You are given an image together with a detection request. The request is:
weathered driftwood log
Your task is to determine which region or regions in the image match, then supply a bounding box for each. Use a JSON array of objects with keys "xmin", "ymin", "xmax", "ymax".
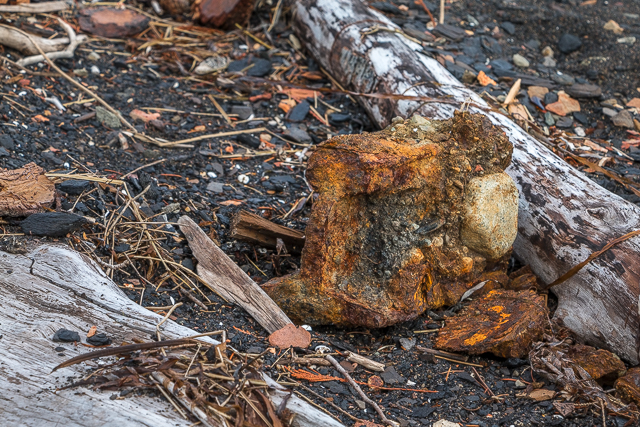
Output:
[
  {"xmin": 291, "ymin": 0, "xmax": 640, "ymax": 363},
  {"xmin": 0, "ymin": 244, "xmax": 342, "ymax": 427},
  {"xmin": 230, "ymin": 209, "xmax": 306, "ymax": 254}
]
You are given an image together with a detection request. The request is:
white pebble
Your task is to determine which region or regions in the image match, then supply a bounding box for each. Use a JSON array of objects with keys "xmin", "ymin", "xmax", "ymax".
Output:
[
  {"xmin": 314, "ymin": 345, "xmax": 331, "ymax": 353},
  {"xmin": 301, "ymin": 325, "xmax": 312, "ymax": 331},
  {"xmin": 207, "ymin": 171, "xmax": 217, "ymax": 179},
  {"xmin": 90, "ymin": 65, "xmax": 100, "ymax": 74},
  {"xmin": 237, "ymin": 174, "xmax": 249, "ymax": 184}
]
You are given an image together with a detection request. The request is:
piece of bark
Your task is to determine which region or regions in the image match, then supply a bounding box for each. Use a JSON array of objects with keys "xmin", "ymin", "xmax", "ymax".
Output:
[
  {"xmin": 290, "ymin": 0, "xmax": 640, "ymax": 364},
  {"xmin": 0, "ymin": 244, "xmax": 345, "ymax": 427},
  {"xmin": 615, "ymin": 367, "xmax": 640, "ymax": 405},
  {"xmin": 231, "ymin": 209, "xmax": 306, "ymax": 254},
  {"xmin": 193, "ymin": 0, "xmax": 253, "ymax": 29},
  {"xmin": 0, "ymin": 162, "xmax": 55, "ymax": 217},
  {"xmin": 21, "ymin": 212, "xmax": 87, "ymax": 237},
  {"xmin": 78, "ymin": 8, "xmax": 150, "ymax": 38},
  {"xmin": 434, "ymin": 289, "xmax": 547, "ymax": 358},
  {"xmin": 178, "ymin": 215, "xmax": 293, "ymax": 333}
]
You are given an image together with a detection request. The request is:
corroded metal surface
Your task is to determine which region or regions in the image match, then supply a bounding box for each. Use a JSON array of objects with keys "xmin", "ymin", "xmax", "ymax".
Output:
[{"xmin": 263, "ymin": 112, "xmax": 517, "ymax": 327}]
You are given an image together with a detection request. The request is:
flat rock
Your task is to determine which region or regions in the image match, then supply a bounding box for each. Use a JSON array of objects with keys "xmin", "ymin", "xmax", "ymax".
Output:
[
  {"xmin": 512, "ymin": 54, "xmax": 529, "ymax": 68},
  {"xmin": 612, "ymin": 110, "xmax": 634, "ymax": 128},
  {"xmin": 0, "ymin": 162, "xmax": 55, "ymax": 217},
  {"xmin": 263, "ymin": 112, "xmax": 514, "ymax": 327},
  {"xmin": 432, "ymin": 24, "xmax": 466, "ymax": 41},
  {"xmin": 268, "ymin": 324, "xmax": 311, "ymax": 349},
  {"xmin": 546, "ymin": 91, "xmax": 580, "ymax": 116},
  {"xmin": 434, "ymin": 289, "xmax": 547, "ymax": 358},
  {"xmin": 57, "ymin": 180, "xmax": 92, "ymax": 195},
  {"xmin": 79, "ymin": 8, "xmax": 149, "ymax": 38},
  {"xmin": 21, "ymin": 212, "xmax": 88, "ymax": 237},
  {"xmin": 565, "ymin": 83, "xmax": 602, "ymax": 99},
  {"xmin": 527, "ymin": 86, "xmax": 549, "ymax": 100},
  {"xmin": 615, "ymin": 367, "xmax": 640, "ymax": 405},
  {"xmin": 96, "ymin": 106, "xmax": 121, "ymax": 129},
  {"xmin": 558, "ymin": 33, "xmax": 582, "ymax": 54},
  {"xmin": 194, "ymin": 0, "xmax": 253, "ymax": 29}
]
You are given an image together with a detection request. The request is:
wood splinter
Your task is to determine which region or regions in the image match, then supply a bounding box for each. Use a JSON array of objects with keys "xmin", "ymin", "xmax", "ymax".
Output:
[{"xmin": 230, "ymin": 209, "xmax": 305, "ymax": 254}]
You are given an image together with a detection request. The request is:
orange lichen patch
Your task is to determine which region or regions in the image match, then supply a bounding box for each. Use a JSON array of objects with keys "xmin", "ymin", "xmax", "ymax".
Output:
[
  {"xmin": 615, "ymin": 367, "xmax": 640, "ymax": 405},
  {"xmin": 0, "ymin": 162, "xmax": 55, "ymax": 217},
  {"xmin": 263, "ymin": 112, "xmax": 514, "ymax": 328},
  {"xmin": 434, "ymin": 289, "xmax": 547, "ymax": 358}
]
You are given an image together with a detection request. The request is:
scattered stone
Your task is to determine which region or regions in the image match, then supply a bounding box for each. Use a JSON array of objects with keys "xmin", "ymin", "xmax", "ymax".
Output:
[
  {"xmin": 612, "ymin": 110, "xmax": 635, "ymax": 128},
  {"xmin": 283, "ymin": 125, "xmax": 312, "ymax": 143},
  {"xmin": 53, "ymin": 328, "xmax": 81, "ymax": 342},
  {"xmin": 86, "ymin": 333, "xmax": 112, "ymax": 346},
  {"xmin": 512, "ymin": 54, "xmax": 529, "ymax": 68},
  {"xmin": 0, "ymin": 163, "xmax": 55, "ymax": 217},
  {"xmin": 615, "ymin": 367, "xmax": 640, "ymax": 405},
  {"xmin": 573, "ymin": 111, "xmax": 590, "ymax": 125},
  {"xmin": 544, "ymin": 92, "xmax": 558, "ymax": 105},
  {"xmin": 21, "ymin": 212, "xmax": 88, "ymax": 237},
  {"xmin": 267, "ymin": 324, "xmax": 311, "ymax": 349},
  {"xmin": 78, "ymin": 8, "xmax": 149, "ymax": 38},
  {"xmin": 546, "ymin": 91, "xmax": 580, "ymax": 116},
  {"xmin": 87, "ymin": 51, "xmax": 100, "ymax": 61},
  {"xmin": 263, "ymin": 112, "xmax": 514, "ymax": 327},
  {"xmin": 288, "ymin": 100, "xmax": 310, "ymax": 122},
  {"xmin": 627, "ymin": 98, "xmax": 640, "ymax": 109},
  {"xmin": 541, "ymin": 46, "xmax": 554, "ymax": 58},
  {"xmin": 0, "ymin": 134, "xmax": 14, "ymax": 150},
  {"xmin": 380, "ymin": 366, "xmax": 405, "ymax": 385},
  {"xmin": 558, "ymin": 33, "xmax": 582, "ymax": 54},
  {"xmin": 574, "ymin": 127, "xmax": 586, "ymax": 137},
  {"xmin": 501, "ymin": 21, "xmax": 516, "ymax": 35},
  {"xmin": 194, "ymin": 55, "xmax": 229, "ymax": 75},
  {"xmin": 551, "ymin": 73, "xmax": 575, "ymax": 86},
  {"xmin": 399, "ymin": 338, "xmax": 416, "ymax": 351},
  {"xmin": 96, "ymin": 106, "xmax": 122, "ymax": 129},
  {"xmin": 58, "ymin": 180, "xmax": 92, "ymax": 195},
  {"xmin": 246, "ymin": 58, "xmax": 272, "ymax": 77},
  {"xmin": 432, "ymin": 24, "xmax": 467, "ymax": 41},
  {"xmin": 542, "ymin": 56, "xmax": 557, "ymax": 68},
  {"xmin": 556, "ymin": 116, "xmax": 573, "ymax": 128},
  {"xmin": 206, "ymin": 182, "xmax": 225, "ymax": 193},
  {"xmin": 371, "ymin": 1, "xmax": 402, "ymax": 14},
  {"xmin": 618, "ymin": 36, "xmax": 636, "ymax": 45},
  {"xmin": 230, "ymin": 104, "xmax": 253, "ymax": 120},
  {"xmin": 434, "ymin": 289, "xmax": 548, "ymax": 358},
  {"xmin": 544, "ymin": 112, "xmax": 555, "ymax": 126},
  {"xmin": 433, "ymin": 419, "xmax": 461, "ymax": 427},
  {"xmin": 0, "ymin": 147, "xmax": 9, "ymax": 157},
  {"xmin": 460, "ymin": 172, "xmax": 519, "ymax": 260},
  {"xmin": 527, "ymin": 86, "xmax": 549, "ymax": 100},
  {"xmin": 461, "ymin": 69, "xmax": 477, "ymax": 84},
  {"xmin": 565, "ymin": 83, "xmax": 602, "ymax": 98},
  {"xmin": 73, "ymin": 68, "xmax": 88, "ymax": 77},
  {"xmin": 602, "ymin": 107, "xmax": 618, "ymax": 117},
  {"xmin": 603, "ymin": 20, "xmax": 624, "ymax": 35},
  {"xmin": 236, "ymin": 133, "xmax": 261, "ymax": 149},
  {"xmin": 193, "ymin": 0, "xmax": 253, "ymax": 29}
]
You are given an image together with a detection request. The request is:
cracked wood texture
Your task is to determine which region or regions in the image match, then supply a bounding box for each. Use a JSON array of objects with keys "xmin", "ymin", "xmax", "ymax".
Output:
[
  {"xmin": 291, "ymin": 0, "xmax": 640, "ymax": 363},
  {"xmin": 178, "ymin": 215, "xmax": 293, "ymax": 333},
  {"xmin": 0, "ymin": 244, "xmax": 342, "ymax": 427}
]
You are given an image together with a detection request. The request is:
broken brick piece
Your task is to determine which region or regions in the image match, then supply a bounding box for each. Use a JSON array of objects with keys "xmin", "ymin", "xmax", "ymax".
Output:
[
  {"xmin": 263, "ymin": 112, "xmax": 516, "ymax": 328},
  {"xmin": 433, "ymin": 289, "xmax": 547, "ymax": 358},
  {"xmin": 268, "ymin": 324, "xmax": 311, "ymax": 349},
  {"xmin": 193, "ymin": 0, "xmax": 253, "ymax": 30},
  {"xmin": 0, "ymin": 162, "xmax": 55, "ymax": 217},
  {"xmin": 615, "ymin": 367, "xmax": 640, "ymax": 405},
  {"xmin": 79, "ymin": 8, "xmax": 150, "ymax": 38}
]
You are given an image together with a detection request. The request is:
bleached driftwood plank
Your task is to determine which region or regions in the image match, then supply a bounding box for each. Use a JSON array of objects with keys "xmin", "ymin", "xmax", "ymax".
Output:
[
  {"xmin": 291, "ymin": 0, "xmax": 640, "ymax": 363},
  {"xmin": 0, "ymin": 244, "xmax": 343, "ymax": 427}
]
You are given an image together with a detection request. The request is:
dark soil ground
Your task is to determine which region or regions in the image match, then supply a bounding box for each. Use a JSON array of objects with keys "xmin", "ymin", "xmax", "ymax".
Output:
[{"xmin": 1, "ymin": 0, "xmax": 639, "ymax": 426}]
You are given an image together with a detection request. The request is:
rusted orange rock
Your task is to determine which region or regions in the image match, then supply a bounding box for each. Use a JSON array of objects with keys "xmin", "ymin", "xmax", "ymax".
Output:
[
  {"xmin": 565, "ymin": 344, "xmax": 626, "ymax": 383},
  {"xmin": 0, "ymin": 162, "xmax": 55, "ymax": 217},
  {"xmin": 615, "ymin": 367, "xmax": 640, "ymax": 405},
  {"xmin": 79, "ymin": 8, "xmax": 149, "ymax": 38},
  {"xmin": 263, "ymin": 112, "xmax": 516, "ymax": 328},
  {"xmin": 268, "ymin": 324, "xmax": 311, "ymax": 349},
  {"xmin": 433, "ymin": 289, "xmax": 547, "ymax": 358},
  {"xmin": 193, "ymin": 0, "xmax": 253, "ymax": 29}
]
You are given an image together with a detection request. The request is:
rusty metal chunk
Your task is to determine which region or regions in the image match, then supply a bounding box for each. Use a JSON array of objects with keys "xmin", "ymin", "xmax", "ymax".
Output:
[
  {"xmin": 263, "ymin": 112, "xmax": 516, "ymax": 328},
  {"xmin": 434, "ymin": 289, "xmax": 547, "ymax": 358},
  {"xmin": 615, "ymin": 367, "xmax": 640, "ymax": 405},
  {"xmin": 0, "ymin": 162, "xmax": 55, "ymax": 217}
]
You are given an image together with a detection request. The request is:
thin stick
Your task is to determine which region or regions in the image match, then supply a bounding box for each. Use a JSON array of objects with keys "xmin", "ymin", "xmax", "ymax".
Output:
[
  {"xmin": 208, "ymin": 95, "xmax": 233, "ymax": 127},
  {"xmin": 297, "ymin": 383, "xmax": 361, "ymax": 422},
  {"xmin": 434, "ymin": 356, "xmax": 484, "ymax": 367},
  {"xmin": 156, "ymin": 302, "xmax": 183, "ymax": 340},
  {"xmin": 325, "ymin": 355, "xmax": 398, "ymax": 427},
  {"xmin": 121, "ymin": 158, "xmax": 166, "ymax": 179},
  {"xmin": 439, "ymin": 0, "xmax": 445, "ymax": 24},
  {"xmin": 155, "ymin": 383, "xmax": 188, "ymax": 419}
]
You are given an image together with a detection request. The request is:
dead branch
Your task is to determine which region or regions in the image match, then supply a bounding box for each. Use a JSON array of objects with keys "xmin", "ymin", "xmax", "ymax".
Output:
[
  {"xmin": 12, "ymin": 19, "xmax": 87, "ymax": 67},
  {"xmin": 0, "ymin": 0, "xmax": 72, "ymax": 13},
  {"xmin": 230, "ymin": 210, "xmax": 306, "ymax": 254}
]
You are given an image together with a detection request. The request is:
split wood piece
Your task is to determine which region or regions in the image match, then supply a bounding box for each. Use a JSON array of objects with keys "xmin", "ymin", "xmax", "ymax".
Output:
[
  {"xmin": 178, "ymin": 215, "xmax": 293, "ymax": 333},
  {"xmin": 291, "ymin": 0, "xmax": 640, "ymax": 364},
  {"xmin": 0, "ymin": 25, "xmax": 77, "ymax": 55},
  {"xmin": 345, "ymin": 351, "xmax": 385, "ymax": 372},
  {"xmin": 0, "ymin": 244, "xmax": 345, "ymax": 427},
  {"xmin": 0, "ymin": 162, "xmax": 55, "ymax": 217},
  {"xmin": 0, "ymin": 0, "xmax": 72, "ymax": 13},
  {"xmin": 230, "ymin": 209, "xmax": 306, "ymax": 254}
]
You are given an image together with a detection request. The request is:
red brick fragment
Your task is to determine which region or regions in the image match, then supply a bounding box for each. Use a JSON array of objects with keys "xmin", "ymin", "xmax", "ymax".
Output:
[
  {"xmin": 79, "ymin": 8, "xmax": 150, "ymax": 38},
  {"xmin": 268, "ymin": 324, "xmax": 311, "ymax": 349}
]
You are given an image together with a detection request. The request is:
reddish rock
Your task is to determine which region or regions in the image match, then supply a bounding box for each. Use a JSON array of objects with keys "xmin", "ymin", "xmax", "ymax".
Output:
[
  {"xmin": 263, "ymin": 112, "xmax": 515, "ymax": 328},
  {"xmin": 434, "ymin": 289, "xmax": 547, "ymax": 358},
  {"xmin": 268, "ymin": 324, "xmax": 311, "ymax": 349},
  {"xmin": 193, "ymin": 0, "xmax": 253, "ymax": 30},
  {"xmin": 79, "ymin": 8, "xmax": 150, "ymax": 38},
  {"xmin": 546, "ymin": 91, "xmax": 580, "ymax": 117},
  {"xmin": 565, "ymin": 344, "xmax": 625, "ymax": 383},
  {"xmin": 0, "ymin": 162, "xmax": 55, "ymax": 217},
  {"xmin": 615, "ymin": 367, "xmax": 640, "ymax": 405}
]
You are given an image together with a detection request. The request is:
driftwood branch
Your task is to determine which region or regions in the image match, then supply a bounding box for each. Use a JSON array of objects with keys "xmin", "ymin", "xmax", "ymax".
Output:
[
  {"xmin": 231, "ymin": 209, "xmax": 306, "ymax": 254},
  {"xmin": 291, "ymin": 0, "xmax": 640, "ymax": 363},
  {"xmin": 0, "ymin": 0, "xmax": 72, "ymax": 13},
  {"xmin": 178, "ymin": 215, "xmax": 293, "ymax": 333},
  {"xmin": 0, "ymin": 244, "xmax": 344, "ymax": 427},
  {"xmin": 0, "ymin": 26, "xmax": 74, "ymax": 55}
]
